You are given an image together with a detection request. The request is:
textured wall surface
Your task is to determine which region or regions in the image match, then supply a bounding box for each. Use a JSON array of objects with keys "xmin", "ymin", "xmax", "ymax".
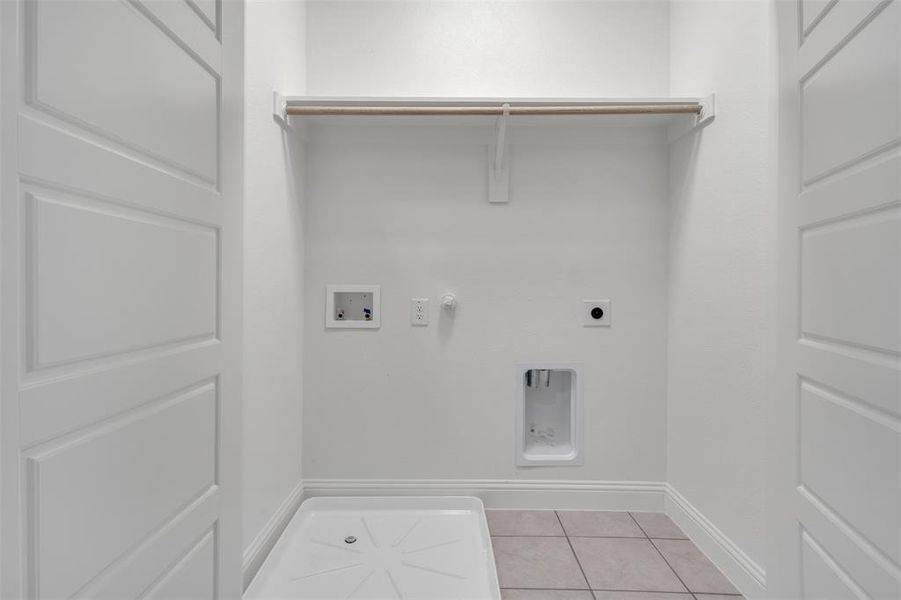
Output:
[
  {"xmin": 303, "ymin": 129, "xmax": 670, "ymax": 481},
  {"xmin": 305, "ymin": 0, "xmax": 670, "ymax": 97},
  {"xmin": 243, "ymin": 0, "xmax": 307, "ymax": 555},
  {"xmin": 667, "ymin": 0, "xmax": 774, "ymax": 569}
]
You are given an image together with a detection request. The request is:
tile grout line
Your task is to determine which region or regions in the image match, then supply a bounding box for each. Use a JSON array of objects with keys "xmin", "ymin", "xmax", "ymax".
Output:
[
  {"xmin": 555, "ymin": 510, "xmax": 597, "ymax": 600},
  {"xmin": 628, "ymin": 511, "xmax": 697, "ymax": 599},
  {"xmin": 625, "ymin": 511, "xmax": 650, "ymax": 539},
  {"xmin": 497, "ymin": 586, "xmax": 725, "ymax": 594},
  {"xmin": 495, "ymin": 588, "xmax": 595, "ymax": 593},
  {"xmin": 490, "ymin": 534, "xmax": 689, "ymax": 539}
]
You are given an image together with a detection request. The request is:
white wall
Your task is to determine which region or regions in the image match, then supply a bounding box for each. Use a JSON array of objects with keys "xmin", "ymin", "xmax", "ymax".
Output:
[
  {"xmin": 303, "ymin": 127, "xmax": 670, "ymax": 482},
  {"xmin": 243, "ymin": 0, "xmax": 306, "ymax": 558},
  {"xmin": 667, "ymin": 0, "xmax": 774, "ymax": 572},
  {"xmin": 301, "ymin": 1, "xmax": 674, "ymax": 484},
  {"xmin": 305, "ymin": 0, "xmax": 670, "ymax": 97}
]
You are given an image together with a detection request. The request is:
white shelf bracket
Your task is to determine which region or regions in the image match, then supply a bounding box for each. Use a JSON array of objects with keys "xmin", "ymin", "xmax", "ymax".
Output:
[
  {"xmin": 273, "ymin": 90, "xmax": 288, "ymax": 126},
  {"xmin": 488, "ymin": 103, "xmax": 510, "ymax": 204},
  {"xmin": 667, "ymin": 92, "xmax": 716, "ymax": 143},
  {"xmin": 697, "ymin": 92, "xmax": 716, "ymax": 128}
]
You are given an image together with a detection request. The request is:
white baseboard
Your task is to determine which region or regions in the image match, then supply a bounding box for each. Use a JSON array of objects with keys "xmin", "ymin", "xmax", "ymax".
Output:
[
  {"xmin": 665, "ymin": 484, "xmax": 766, "ymax": 599},
  {"xmin": 301, "ymin": 478, "xmax": 666, "ymax": 511},
  {"xmin": 241, "ymin": 481, "xmax": 304, "ymax": 591}
]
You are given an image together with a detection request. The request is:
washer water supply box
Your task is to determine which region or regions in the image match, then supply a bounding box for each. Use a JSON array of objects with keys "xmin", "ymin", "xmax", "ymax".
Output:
[
  {"xmin": 325, "ymin": 285, "xmax": 381, "ymax": 329},
  {"xmin": 515, "ymin": 363, "xmax": 584, "ymax": 466},
  {"xmin": 245, "ymin": 496, "xmax": 501, "ymax": 599}
]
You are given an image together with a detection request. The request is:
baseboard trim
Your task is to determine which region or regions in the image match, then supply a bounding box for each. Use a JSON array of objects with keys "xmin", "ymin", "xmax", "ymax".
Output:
[
  {"xmin": 301, "ymin": 478, "xmax": 666, "ymax": 511},
  {"xmin": 241, "ymin": 480, "xmax": 304, "ymax": 591},
  {"xmin": 665, "ymin": 484, "xmax": 766, "ymax": 599}
]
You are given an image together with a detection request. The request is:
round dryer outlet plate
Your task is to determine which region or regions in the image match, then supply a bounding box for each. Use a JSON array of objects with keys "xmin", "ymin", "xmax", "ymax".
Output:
[{"xmin": 583, "ymin": 299, "xmax": 611, "ymax": 327}]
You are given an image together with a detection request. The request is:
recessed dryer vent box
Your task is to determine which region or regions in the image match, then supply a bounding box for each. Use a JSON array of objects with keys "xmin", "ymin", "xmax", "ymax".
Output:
[
  {"xmin": 325, "ymin": 285, "xmax": 380, "ymax": 329},
  {"xmin": 515, "ymin": 363, "xmax": 583, "ymax": 467}
]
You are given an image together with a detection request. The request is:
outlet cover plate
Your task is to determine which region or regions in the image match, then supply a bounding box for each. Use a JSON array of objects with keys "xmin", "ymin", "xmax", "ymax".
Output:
[
  {"xmin": 410, "ymin": 298, "xmax": 429, "ymax": 326},
  {"xmin": 583, "ymin": 299, "xmax": 611, "ymax": 327}
]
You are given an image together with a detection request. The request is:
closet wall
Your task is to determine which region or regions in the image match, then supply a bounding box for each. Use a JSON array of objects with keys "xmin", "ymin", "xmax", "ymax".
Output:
[
  {"xmin": 242, "ymin": 0, "xmax": 307, "ymax": 570},
  {"xmin": 305, "ymin": 0, "xmax": 671, "ymax": 97},
  {"xmin": 303, "ymin": 133, "xmax": 671, "ymax": 483},
  {"xmin": 301, "ymin": 1, "xmax": 672, "ymax": 485},
  {"xmin": 667, "ymin": 0, "xmax": 774, "ymax": 578}
]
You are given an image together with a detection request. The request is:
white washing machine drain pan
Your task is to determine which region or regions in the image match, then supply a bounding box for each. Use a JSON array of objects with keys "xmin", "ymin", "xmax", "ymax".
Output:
[{"xmin": 245, "ymin": 496, "xmax": 500, "ymax": 599}]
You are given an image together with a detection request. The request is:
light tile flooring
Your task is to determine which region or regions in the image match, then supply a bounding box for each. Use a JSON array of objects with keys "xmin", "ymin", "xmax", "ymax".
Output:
[{"xmin": 487, "ymin": 510, "xmax": 743, "ymax": 600}]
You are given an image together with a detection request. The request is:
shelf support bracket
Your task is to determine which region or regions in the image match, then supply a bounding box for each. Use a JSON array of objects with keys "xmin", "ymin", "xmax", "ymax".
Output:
[
  {"xmin": 488, "ymin": 103, "xmax": 510, "ymax": 204},
  {"xmin": 667, "ymin": 92, "xmax": 716, "ymax": 143},
  {"xmin": 697, "ymin": 92, "xmax": 716, "ymax": 128},
  {"xmin": 273, "ymin": 90, "xmax": 288, "ymax": 126}
]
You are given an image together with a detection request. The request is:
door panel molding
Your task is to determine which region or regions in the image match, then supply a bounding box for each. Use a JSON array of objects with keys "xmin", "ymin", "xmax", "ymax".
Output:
[
  {"xmin": 23, "ymin": 0, "xmax": 221, "ymax": 185},
  {"xmin": 799, "ymin": 487, "xmax": 901, "ymax": 598},
  {"xmin": 82, "ymin": 491, "xmax": 219, "ymax": 600},
  {"xmin": 799, "ymin": 154, "xmax": 900, "ymax": 226},
  {"xmin": 23, "ymin": 383, "xmax": 217, "ymax": 598},
  {"xmin": 18, "ymin": 116, "xmax": 221, "ymax": 224}
]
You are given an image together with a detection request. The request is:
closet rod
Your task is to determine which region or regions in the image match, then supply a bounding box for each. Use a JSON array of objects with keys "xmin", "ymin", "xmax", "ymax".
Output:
[{"xmin": 285, "ymin": 103, "xmax": 702, "ymax": 116}]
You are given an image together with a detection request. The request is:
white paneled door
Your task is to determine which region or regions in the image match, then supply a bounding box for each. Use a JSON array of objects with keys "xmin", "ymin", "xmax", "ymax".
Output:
[
  {"xmin": 0, "ymin": 1, "xmax": 243, "ymax": 598},
  {"xmin": 773, "ymin": 1, "xmax": 900, "ymax": 598}
]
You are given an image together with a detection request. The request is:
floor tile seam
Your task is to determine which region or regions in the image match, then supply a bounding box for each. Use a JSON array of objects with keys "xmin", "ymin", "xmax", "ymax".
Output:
[
  {"xmin": 647, "ymin": 537, "xmax": 695, "ymax": 595},
  {"xmin": 500, "ymin": 585, "xmax": 707, "ymax": 594},
  {"xmin": 554, "ymin": 510, "xmax": 596, "ymax": 600},
  {"xmin": 627, "ymin": 512, "xmax": 695, "ymax": 595},
  {"xmin": 493, "ymin": 534, "xmax": 685, "ymax": 539}
]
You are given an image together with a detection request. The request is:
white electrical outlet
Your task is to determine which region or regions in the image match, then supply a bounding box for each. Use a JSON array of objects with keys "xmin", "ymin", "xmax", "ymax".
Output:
[
  {"xmin": 583, "ymin": 299, "xmax": 611, "ymax": 327},
  {"xmin": 410, "ymin": 298, "xmax": 429, "ymax": 326}
]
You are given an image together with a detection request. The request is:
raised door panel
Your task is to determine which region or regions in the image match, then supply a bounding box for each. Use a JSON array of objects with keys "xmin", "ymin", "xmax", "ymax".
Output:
[
  {"xmin": 801, "ymin": 531, "xmax": 868, "ymax": 599},
  {"xmin": 29, "ymin": 0, "xmax": 219, "ymax": 183},
  {"xmin": 800, "ymin": 205, "xmax": 900, "ymax": 354},
  {"xmin": 142, "ymin": 530, "xmax": 217, "ymax": 600},
  {"xmin": 799, "ymin": 381, "xmax": 900, "ymax": 565},
  {"xmin": 77, "ymin": 495, "xmax": 220, "ymax": 600},
  {"xmin": 801, "ymin": 1, "xmax": 900, "ymax": 182},
  {"xmin": 26, "ymin": 383, "xmax": 217, "ymax": 598},
  {"xmin": 27, "ymin": 188, "xmax": 218, "ymax": 370}
]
